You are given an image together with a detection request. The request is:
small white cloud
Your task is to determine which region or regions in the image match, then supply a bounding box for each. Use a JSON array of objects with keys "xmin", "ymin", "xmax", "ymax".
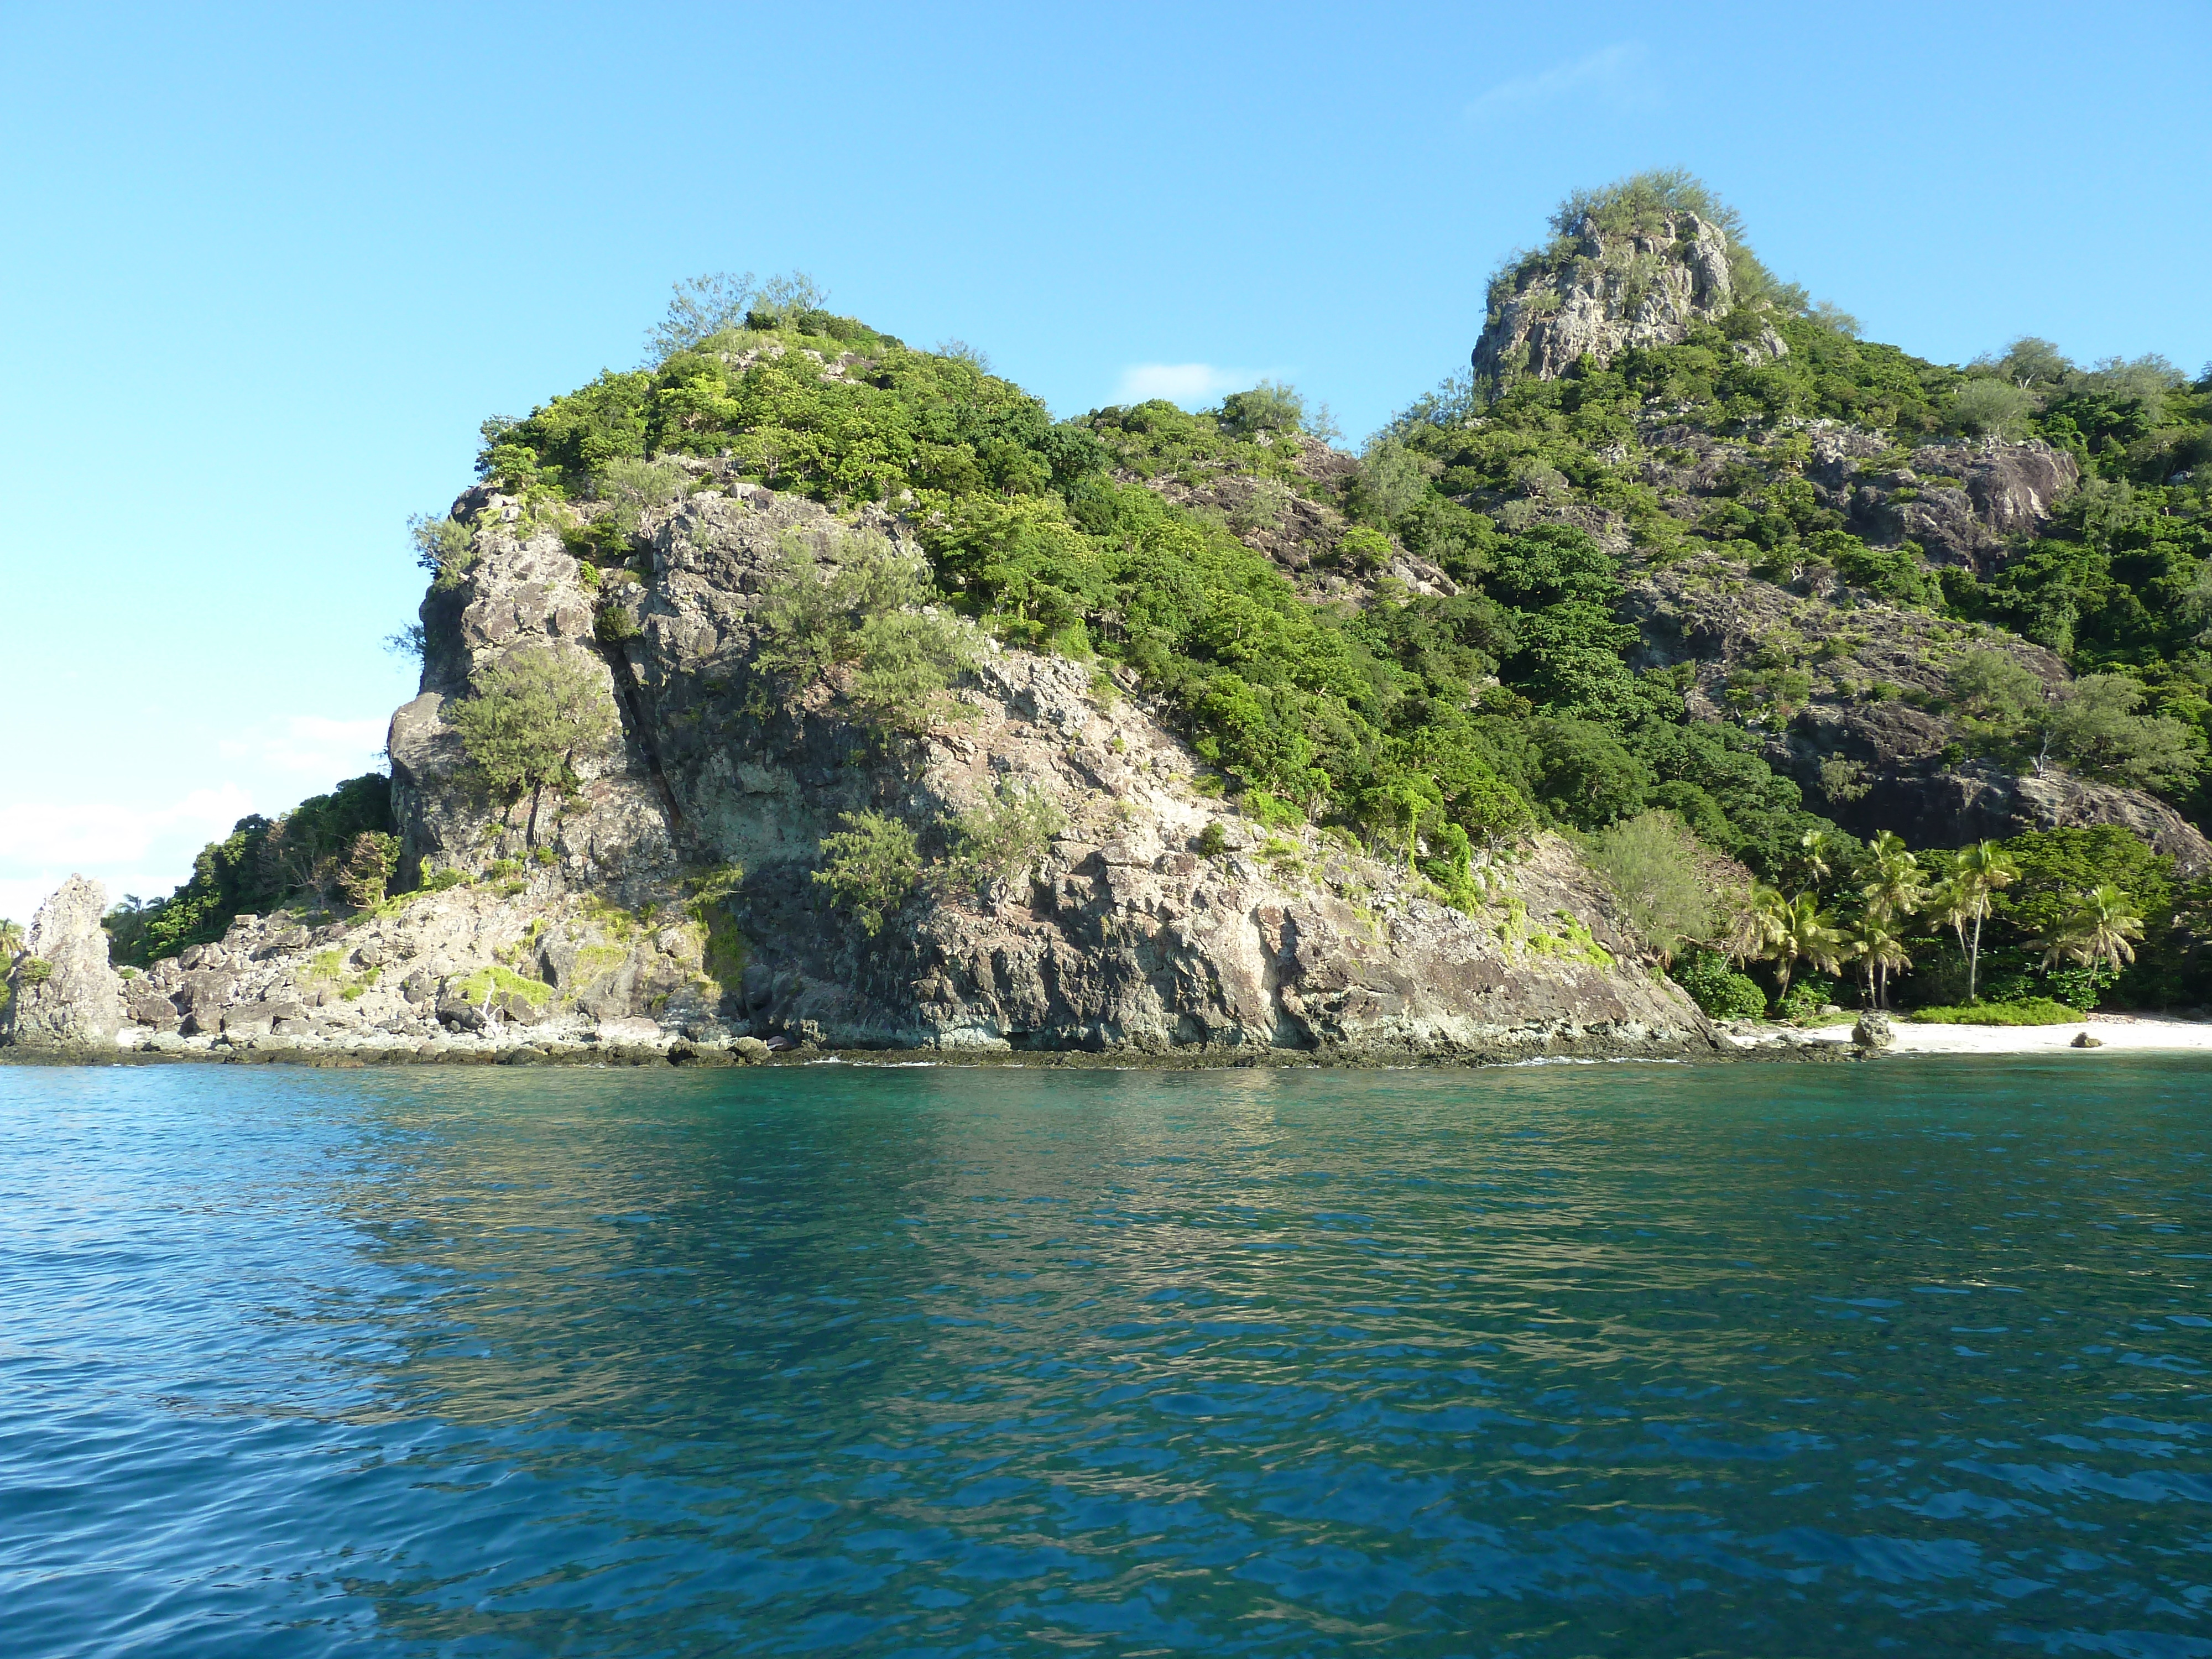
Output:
[
  {"xmin": 0, "ymin": 786, "xmax": 254, "ymax": 868},
  {"xmin": 1114, "ymin": 363, "xmax": 1264, "ymax": 406},
  {"xmin": 1467, "ymin": 42, "xmax": 1650, "ymax": 121},
  {"xmin": 215, "ymin": 714, "xmax": 390, "ymax": 777}
]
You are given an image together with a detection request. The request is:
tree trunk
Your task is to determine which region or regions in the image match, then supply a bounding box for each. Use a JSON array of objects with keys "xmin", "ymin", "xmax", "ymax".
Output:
[{"xmin": 1968, "ymin": 911, "xmax": 1985, "ymax": 1002}]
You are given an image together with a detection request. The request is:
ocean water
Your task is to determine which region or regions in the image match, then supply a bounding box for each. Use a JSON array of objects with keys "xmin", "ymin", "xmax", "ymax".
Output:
[{"xmin": 3, "ymin": 1057, "xmax": 2211, "ymax": 1658}]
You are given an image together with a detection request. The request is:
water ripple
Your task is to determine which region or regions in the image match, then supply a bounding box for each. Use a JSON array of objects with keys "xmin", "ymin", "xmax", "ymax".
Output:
[{"xmin": 3, "ymin": 1056, "xmax": 2210, "ymax": 1655}]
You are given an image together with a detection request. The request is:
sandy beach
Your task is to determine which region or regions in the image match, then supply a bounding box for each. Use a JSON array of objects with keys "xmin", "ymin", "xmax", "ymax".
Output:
[{"xmin": 1803, "ymin": 1013, "xmax": 2212, "ymax": 1057}]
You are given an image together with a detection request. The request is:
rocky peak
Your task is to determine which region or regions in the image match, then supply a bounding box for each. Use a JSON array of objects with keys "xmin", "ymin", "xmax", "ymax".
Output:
[
  {"xmin": 1, "ymin": 874, "xmax": 126, "ymax": 1050},
  {"xmin": 1473, "ymin": 210, "xmax": 1783, "ymax": 393}
]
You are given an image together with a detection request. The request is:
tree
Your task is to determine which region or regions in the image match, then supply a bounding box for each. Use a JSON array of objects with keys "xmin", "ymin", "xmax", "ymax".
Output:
[
  {"xmin": 1949, "ymin": 650, "xmax": 2044, "ymax": 740},
  {"xmin": 1352, "ymin": 436, "xmax": 1442, "ymax": 525},
  {"xmin": 1844, "ymin": 911, "xmax": 1913, "ymax": 1009},
  {"xmin": 2039, "ymin": 675, "xmax": 2203, "ymax": 792},
  {"xmin": 1767, "ymin": 893, "xmax": 1844, "ymax": 1000},
  {"xmin": 1724, "ymin": 883, "xmax": 1790, "ymax": 969},
  {"xmin": 2038, "ymin": 884, "xmax": 2146, "ymax": 975},
  {"xmin": 1944, "ymin": 839, "xmax": 2018, "ymax": 1001},
  {"xmin": 337, "ymin": 832, "xmax": 401, "ymax": 909},
  {"xmin": 646, "ymin": 270, "xmax": 758, "ymax": 357},
  {"xmin": 592, "ymin": 456, "xmax": 690, "ymax": 538},
  {"xmin": 848, "ymin": 609, "xmax": 984, "ymax": 735},
  {"xmin": 813, "ymin": 811, "xmax": 921, "ymax": 936},
  {"xmin": 1951, "ymin": 377, "xmax": 2034, "ymax": 439},
  {"xmin": 1976, "ymin": 336, "xmax": 2073, "ymax": 391},
  {"xmin": 1793, "ymin": 830, "xmax": 1834, "ymax": 896},
  {"xmin": 1579, "ymin": 811, "xmax": 1715, "ymax": 966},
  {"xmin": 1853, "ymin": 831, "xmax": 1927, "ymax": 1006},
  {"xmin": 1218, "ymin": 381, "xmax": 1305, "ymax": 437},
  {"xmin": 0, "ymin": 918, "xmax": 23, "ymax": 962},
  {"xmin": 445, "ymin": 649, "xmax": 617, "ymax": 844}
]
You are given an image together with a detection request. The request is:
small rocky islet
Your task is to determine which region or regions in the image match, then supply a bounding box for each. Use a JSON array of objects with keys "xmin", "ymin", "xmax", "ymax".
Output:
[{"xmin": 7, "ymin": 175, "xmax": 2206, "ymax": 1065}]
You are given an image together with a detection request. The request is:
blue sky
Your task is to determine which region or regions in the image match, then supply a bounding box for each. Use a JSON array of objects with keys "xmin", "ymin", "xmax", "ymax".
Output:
[{"xmin": 3, "ymin": 1, "xmax": 2208, "ymax": 920}]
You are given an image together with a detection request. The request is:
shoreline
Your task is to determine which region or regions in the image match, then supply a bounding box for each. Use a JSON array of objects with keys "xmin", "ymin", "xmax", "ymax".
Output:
[
  {"xmin": 6, "ymin": 1018, "xmax": 2211, "ymax": 1069},
  {"xmin": 1806, "ymin": 1011, "xmax": 2212, "ymax": 1057}
]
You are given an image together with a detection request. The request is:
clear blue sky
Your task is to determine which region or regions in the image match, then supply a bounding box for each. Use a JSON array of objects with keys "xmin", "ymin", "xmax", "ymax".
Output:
[{"xmin": 4, "ymin": 1, "xmax": 2208, "ymax": 920}]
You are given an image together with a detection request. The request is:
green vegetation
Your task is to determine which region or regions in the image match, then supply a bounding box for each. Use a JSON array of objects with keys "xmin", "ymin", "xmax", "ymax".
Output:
[
  {"xmin": 445, "ymin": 648, "xmax": 617, "ymax": 838},
  {"xmin": 752, "ymin": 528, "xmax": 983, "ymax": 733},
  {"xmin": 1669, "ymin": 948, "xmax": 1767, "ymax": 1020},
  {"xmin": 107, "ymin": 774, "xmax": 395, "ymax": 966},
  {"xmin": 813, "ymin": 811, "xmax": 922, "ymax": 935},
  {"xmin": 1910, "ymin": 999, "xmax": 2084, "ymax": 1026},
  {"xmin": 943, "ymin": 778, "xmax": 1066, "ymax": 893},
  {"xmin": 1576, "ymin": 811, "xmax": 1714, "ymax": 964},
  {"xmin": 452, "ymin": 963, "xmax": 554, "ymax": 1008}
]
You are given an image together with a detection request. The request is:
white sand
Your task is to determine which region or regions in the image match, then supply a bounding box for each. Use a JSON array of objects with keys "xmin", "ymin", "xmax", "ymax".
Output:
[{"xmin": 1801, "ymin": 1013, "xmax": 2212, "ymax": 1056}]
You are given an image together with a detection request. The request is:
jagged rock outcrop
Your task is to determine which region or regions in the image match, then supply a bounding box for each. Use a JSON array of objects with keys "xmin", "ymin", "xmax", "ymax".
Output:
[
  {"xmin": 1, "ymin": 877, "xmax": 126, "ymax": 1050},
  {"xmin": 1472, "ymin": 212, "xmax": 1783, "ymax": 393},
  {"xmin": 1623, "ymin": 555, "xmax": 2211, "ymax": 873},
  {"xmin": 1826, "ymin": 435, "xmax": 2080, "ymax": 572}
]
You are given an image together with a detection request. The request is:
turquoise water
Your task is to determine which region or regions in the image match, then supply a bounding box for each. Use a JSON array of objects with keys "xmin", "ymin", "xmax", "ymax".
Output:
[{"xmin": 3, "ymin": 1060, "xmax": 2211, "ymax": 1657}]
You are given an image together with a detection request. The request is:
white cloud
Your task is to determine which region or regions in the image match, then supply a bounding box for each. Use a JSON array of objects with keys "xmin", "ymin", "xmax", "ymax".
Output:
[
  {"xmin": 0, "ymin": 785, "xmax": 260, "ymax": 922},
  {"xmin": 1467, "ymin": 43, "xmax": 1650, "ymax": 121},
  {"xmin": 1114, "ymin": 363, "xmax": 1264, "ymax": 406},
  {"xmin": 0, "ymin": 786, "xmax": 254, "ymax": 868},
  {"xmin": 215, "ymin": 714, "xmax": 390, "ymax": 777}
]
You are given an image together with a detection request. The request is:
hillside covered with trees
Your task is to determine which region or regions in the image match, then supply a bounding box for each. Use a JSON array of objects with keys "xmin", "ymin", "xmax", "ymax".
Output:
[{"xmin": 70, "ymin": 180, "xmax": 2212, "ymax": 1024}]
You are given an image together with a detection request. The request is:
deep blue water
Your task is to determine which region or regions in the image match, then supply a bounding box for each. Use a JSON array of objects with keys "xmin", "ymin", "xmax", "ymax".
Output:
[{"xmin": 4, "ymin": 1056, "xmax": 2212, "ymax": 1657}]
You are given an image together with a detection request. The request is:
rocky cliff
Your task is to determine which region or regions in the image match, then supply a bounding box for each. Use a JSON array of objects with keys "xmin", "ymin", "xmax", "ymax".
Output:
[
  {"xmin": 51, "ymin": 477, "xmax": 1714, "ymax": 1065},
  {"xmin": 1472, "ymin": 210, "xmax": 1786, "ymax": 393}
]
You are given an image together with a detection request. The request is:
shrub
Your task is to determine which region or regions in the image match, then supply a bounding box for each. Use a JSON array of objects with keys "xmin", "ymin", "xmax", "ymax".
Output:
[
  {"xmin": 813, "ymin": 811, "xmax": 921, "ymax": 936},
  {"xmin": 1950, "ymin": 377, "xmax": 2035, "ymax": 439},
  {"xmin": 1775, "ymin": 975, "xmax": 1837, "ymax": 1020},
  {"xmin": 1578, "ymin": 811, "xmax": 1714, "ymax": 962},
  {"xmin": 1910, "ymin": 998, "xmax": 2082, "ymax": 1026},
  {"xmin": 1670, "ymin": 947, "xmax": 1767, "ymax": 1019},
  {"xmin": 945, "ymin": 779, "xmax": 1066, "ymax": 891}
]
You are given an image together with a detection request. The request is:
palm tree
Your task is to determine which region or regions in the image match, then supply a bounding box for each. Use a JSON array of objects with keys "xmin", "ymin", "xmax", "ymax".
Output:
[
  {"xmin": 1861, "ymin": 831, "xmax": 1929, "ymax": 924},
  {"xmin": 1769, "ymin": 893, "xmax": 1845, "ymax": 1003},
  {"xmin": 1794, "ymin": 830, "xmax": 1833, "ymax": 896},
  {"xmin": 1949, "ymin": 841, "xmax": 2019, "ymax": 1001},
  {"xmin": 1844, "ymin": 911, "xmax": 1914, "ymax": 1009},
  {"xmin": 0, "ymin": 918, "xmax": 24, "ymax": 963},
  {"xmin": 2039, "ymin": 884, "xmax": 2146, "ymax": 975},
  {"xmin": 1725, "ymin": 883, "xmax": 1790, "ymax": 969}
]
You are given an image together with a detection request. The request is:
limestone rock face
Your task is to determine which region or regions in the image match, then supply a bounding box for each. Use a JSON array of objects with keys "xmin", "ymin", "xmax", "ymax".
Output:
[
  {"xmin": 1472, "ymin": 212, "xmax": 1778, "ymax": 393},
  {"xmin": 2, "ymin": 876, "xmax": 125, "ymax": 1049}
]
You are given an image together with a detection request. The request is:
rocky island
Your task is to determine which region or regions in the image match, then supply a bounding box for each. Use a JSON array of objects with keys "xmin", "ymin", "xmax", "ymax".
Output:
[{"xmin": 8, "ymin": 175, "xmax": 2208, "ymax": 1064}]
